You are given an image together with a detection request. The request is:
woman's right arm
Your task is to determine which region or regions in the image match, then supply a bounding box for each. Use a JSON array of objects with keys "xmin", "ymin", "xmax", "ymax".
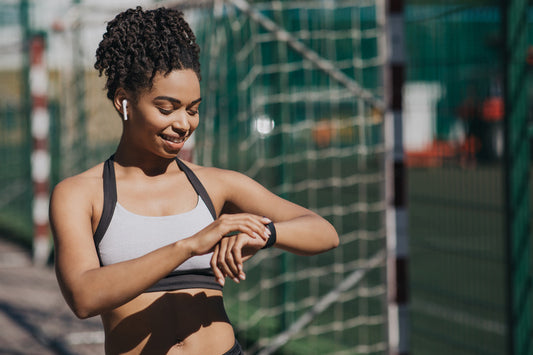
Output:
[{"xmin": 50, "ymin": 176, "xmax": 268, "ymax": 319}]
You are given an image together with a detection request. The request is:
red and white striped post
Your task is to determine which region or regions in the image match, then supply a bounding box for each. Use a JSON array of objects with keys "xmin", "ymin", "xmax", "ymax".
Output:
[
  {"xmin": 382, "ymin": 0, "xmax": 408, "ymax": 354},
  {"xmin": 29, "ymin": 33, "xmax": 51, "ymax": 266}
]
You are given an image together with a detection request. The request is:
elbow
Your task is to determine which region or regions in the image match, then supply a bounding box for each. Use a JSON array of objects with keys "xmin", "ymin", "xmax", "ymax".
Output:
[
  {"xmin": 71, "ymin": 302, "xmax": 100, "ymax": 320},
  {"xmin": 67, "ymin": 292, "xmax": 101, "ymax": 319},
  {"xmin": 307, "ymin": 224, "xmax": 339, "ymax": 256},
  {"xmin": 330, "ymin": 233, "xmax": 340, "ymax": 250},
  {"xmin": 323, "ymin": 222, "xmax": 339, "ymax": 251},
  {"xmin": 69, "ymin": 302, "xmax": 92, "ymax": 320},
  {"xmin": 308, "ymin": 220, "xmax": 340, "ymax": 255},
  {"xmin": 73, "ymin": 308, "xmax": 91, "ymax": 320},
  {"xmin": 57, "ymin": 270, "xmax": 105, "ymax": 319},
  {"xmin": 72, "ymin": 305, "xmax": 95, "ymax": 320},
  {"xmin": 308, "ymin": 215, "xmax": 339, "ymax": 253},
  {"xmin": 321, "ymin": 231, "xmax": 339, "ymax": 253}
]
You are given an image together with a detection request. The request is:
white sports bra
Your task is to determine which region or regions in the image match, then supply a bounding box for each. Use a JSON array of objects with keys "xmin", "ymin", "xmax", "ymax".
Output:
[{"xmin": 92, "ymin": 156, "xmax": 222, "ymax": 292}]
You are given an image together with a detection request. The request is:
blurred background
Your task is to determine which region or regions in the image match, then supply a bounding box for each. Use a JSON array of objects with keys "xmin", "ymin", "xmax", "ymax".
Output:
[{"xmin": 0, "ymin": 0, "xmax": 532, "ymax": 354}]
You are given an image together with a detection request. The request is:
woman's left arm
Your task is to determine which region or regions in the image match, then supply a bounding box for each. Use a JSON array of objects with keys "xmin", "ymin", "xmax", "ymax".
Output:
[
  {"xmin": 209, "ymin": 169, "xmax": 339, "ymax": 285},
  {"xmin": 217, "ymin": 169, "xmax": 339, "ymax": 255}
]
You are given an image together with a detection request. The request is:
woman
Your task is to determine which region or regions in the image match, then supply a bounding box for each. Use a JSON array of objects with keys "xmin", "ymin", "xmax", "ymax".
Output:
[{"xmin": 50, "ymin": 7, "xmax": 339, "ymax": 355}]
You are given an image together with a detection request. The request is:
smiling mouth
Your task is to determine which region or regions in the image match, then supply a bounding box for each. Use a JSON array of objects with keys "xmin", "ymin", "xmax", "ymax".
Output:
[{"xmin": 160, "ymin": 133, "xmax": 187, "ymax": 144}]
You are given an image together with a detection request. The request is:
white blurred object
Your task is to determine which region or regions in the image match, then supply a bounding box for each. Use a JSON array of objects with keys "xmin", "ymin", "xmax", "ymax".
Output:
[
  {"xmin": 403, "ymin": 82, "xmax": 443, "ymax": 151},
  {"xmin": 254, "ymin": 114, "xmax": 275, "ymax": 137}
]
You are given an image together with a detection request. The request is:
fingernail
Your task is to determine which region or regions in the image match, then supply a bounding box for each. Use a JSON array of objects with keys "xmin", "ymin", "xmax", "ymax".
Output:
[
  {"xmin": 265, "ymin": 227, "xmax": 271, "ymax": 236},
  {"xmin": 238, "ymin": 264, "xmax": 243, "ymax": 272},
  {"xmin": 262, "ymin": 217, "xmax": 272, "ymax": 223},
  {"xmin": 240, "ymin": 273, "xmax": 246, "ymax": 280},
  {"xmin": 218, "ymin": 278, "xmax": 225, "ymax": 286},
  {"xmin": 233, "ymin": 277, "xmax": 240, "ymax": 283}
]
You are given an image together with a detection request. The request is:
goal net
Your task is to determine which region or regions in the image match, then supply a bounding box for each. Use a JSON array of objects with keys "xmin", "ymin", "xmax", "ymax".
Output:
[{"xmin": 189, "ymin": 1, "xmax": 387, "ymax": 353}]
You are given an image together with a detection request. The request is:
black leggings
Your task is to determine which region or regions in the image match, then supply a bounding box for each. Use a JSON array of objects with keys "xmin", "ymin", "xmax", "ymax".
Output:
[{"xmin": 223, "ymin": 340, "xmax": 243, "ymax": 355}]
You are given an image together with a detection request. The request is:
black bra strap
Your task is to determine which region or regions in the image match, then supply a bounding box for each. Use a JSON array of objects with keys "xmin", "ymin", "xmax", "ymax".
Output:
[
  {"xmin": 93, "ymin": 157, "xmax": 217, "ymax": 253},
  {"xmin": 176, "ymin": 159, "xmax": 217, "ymax": 220},
  {"xmin": 93, "ymin": 157, "xmax": 117, "ymax": 249}
]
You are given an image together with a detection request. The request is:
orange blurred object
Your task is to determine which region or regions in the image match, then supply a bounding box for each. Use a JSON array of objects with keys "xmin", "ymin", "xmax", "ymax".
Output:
[
  {"xmin": 406, "ymin": 137, "xmax": 480, "ymax": 167},
  {"xmin": 481, "ymin": 97, "xmax": 503, "ymax": 121}
]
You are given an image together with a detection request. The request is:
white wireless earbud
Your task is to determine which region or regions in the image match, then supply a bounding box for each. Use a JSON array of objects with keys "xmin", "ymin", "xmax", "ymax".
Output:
[{"xmin": 122, "ymin": 99, "xmax": 128, "ymax": 121}]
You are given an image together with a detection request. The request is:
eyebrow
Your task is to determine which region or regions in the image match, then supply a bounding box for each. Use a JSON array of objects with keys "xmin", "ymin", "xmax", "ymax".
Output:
[{"xmin": 154, "ymin": 96, "xmax": 202, "ymax": 106}]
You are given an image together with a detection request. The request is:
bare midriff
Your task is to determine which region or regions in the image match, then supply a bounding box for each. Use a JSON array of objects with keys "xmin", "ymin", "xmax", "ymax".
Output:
[{"xmin": 101, "ymin": 289, "xmax": 235, "ymax": 355}]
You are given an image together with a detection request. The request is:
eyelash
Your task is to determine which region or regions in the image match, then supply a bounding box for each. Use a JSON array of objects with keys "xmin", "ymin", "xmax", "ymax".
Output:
[{"xmin": 158, "ymin": 108, "xmax": 199, "ymax": 116}]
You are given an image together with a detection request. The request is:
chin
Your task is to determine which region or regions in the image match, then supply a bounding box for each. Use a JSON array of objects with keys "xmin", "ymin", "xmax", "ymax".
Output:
[
  {"xmin": 150, "ymin": 147, "xmax": 179, "ymax": 160},
  {"xmin": 161, "ymin": 151, "xmax": 180, "ymax": 159}
]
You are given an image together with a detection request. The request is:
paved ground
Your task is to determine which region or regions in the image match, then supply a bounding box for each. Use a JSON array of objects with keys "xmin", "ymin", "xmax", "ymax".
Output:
[{"xmin": 0, "ymin": 237, "xmax": 104, "ymax": 355}]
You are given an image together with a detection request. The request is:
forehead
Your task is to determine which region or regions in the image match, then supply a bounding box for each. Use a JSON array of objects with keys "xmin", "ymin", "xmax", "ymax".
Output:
[{"xmin": 144, "ymin": 69, "xmax": 201, "ymax": 101}]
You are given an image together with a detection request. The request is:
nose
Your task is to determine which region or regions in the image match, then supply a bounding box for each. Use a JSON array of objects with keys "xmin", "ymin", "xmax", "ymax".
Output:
[{"xmin": 171, "ymin": 109, "xmax": 191, "ymax": 135}]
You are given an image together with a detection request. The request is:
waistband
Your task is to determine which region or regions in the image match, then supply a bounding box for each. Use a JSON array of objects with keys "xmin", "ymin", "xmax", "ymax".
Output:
[{"xmin": 144, "ymin": 269, "xmax": 223, "ymax": 293}]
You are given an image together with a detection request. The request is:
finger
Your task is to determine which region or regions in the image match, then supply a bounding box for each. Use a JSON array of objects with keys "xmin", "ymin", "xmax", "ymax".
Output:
[
  {"xmin": 219, "ymin": 214, "xmax": 271, "ymax": 241},
  {"xmin": 210, "ymin": 244, "xmax": 225, "ymax": 286},
  {"xmin": 224, "ymin": 237, "xmax": 240, "ymax": 282},
  {"xmin": 217, "ymin": 238, "xmax": 235, "ymax": 281},
  {"xmin": 246, "ymin": 215, "xmax": 272, "ymax": 240},
  {"xmin": 234, "ymin": 216, "xmax": 271, "ymax": 241},
  {"xmin": 239, "ymin": 234, "xmax": 264, "ymax": 263},
  {"xmin": 233, "ymin": 236, "xmax": 245, "ymax": 280}
]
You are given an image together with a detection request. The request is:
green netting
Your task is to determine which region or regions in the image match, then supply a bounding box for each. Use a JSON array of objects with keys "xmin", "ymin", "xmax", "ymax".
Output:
[
  {"xmin": 0, "ymin": 0, "xmax": 121, "ymax": 244},
  {"xmin": 405, "ymin": 3, "xmax": 532, "ymax": 355},
  {"xmin": 0, "ymin": 1, "xmax": 32, "ymax": 245},
  {"xmin": 191, "ymin": 2, "xmax": 386, "ymax": 353}
]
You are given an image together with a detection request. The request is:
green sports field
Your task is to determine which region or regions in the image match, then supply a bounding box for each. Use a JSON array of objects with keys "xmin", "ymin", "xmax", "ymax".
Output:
[{"xmin": 409, "ymin": 164, "xmax": 533, "ymax": 355}]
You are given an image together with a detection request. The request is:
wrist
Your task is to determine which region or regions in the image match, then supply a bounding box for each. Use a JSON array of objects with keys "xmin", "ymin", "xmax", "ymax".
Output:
[
  {"xmin": 176, "ymin": 239, "xmax": 195, "ymax": 258},
  {"xmin": 262, "ymin": 222, "xmax": 277, "ymax": 249}
]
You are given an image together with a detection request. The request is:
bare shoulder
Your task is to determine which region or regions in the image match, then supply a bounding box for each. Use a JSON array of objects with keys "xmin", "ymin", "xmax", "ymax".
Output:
[
  {"xmin": 182, "ymin": 161, "xmax": 254, "ymax": 189},
  {"xmin": 183, "ymin": 162, "xmax": 310, "ymax": 220},
  {"xmin": 50, "ymin": 163, "xmax": 106, "ymax": 221},
  {"xmin": 52, "ymin": 163, "xmax": 104, "ymax": 200},
  {"xmin": 183, "ymin": 162, "xmax": 276, "ymax": 209}
]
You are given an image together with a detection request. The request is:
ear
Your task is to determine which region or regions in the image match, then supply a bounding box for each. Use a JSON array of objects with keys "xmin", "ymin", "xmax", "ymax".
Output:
[{"xmin": 113, "ymin": 88, "xmax": 129, "ymax": 116}]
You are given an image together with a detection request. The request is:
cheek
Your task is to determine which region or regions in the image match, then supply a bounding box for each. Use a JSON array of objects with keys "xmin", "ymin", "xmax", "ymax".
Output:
[
  {"xmin": 190, "ymin": 116, "xmax": 200, "ymax": 131},
  {"xmin": 136, "ymin": 110, "xmax": 165, "ymax": 130},
  {"xmin": 134, "ymin": 117, "xmax": 158, "ymax": 134}
]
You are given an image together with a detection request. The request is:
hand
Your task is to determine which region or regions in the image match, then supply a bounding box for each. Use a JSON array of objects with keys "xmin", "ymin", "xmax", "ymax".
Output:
[
  {"xmin": 210, "ymin": 232, "xmax": 267, "ymax": 286},
  {"xmin": 184, "ymin": 213, "xmax": 271, "ymax": 257}
]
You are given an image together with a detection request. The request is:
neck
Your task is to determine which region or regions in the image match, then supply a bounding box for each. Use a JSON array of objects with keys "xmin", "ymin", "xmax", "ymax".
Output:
[{"xmin": 113, "ymin": 141, "xmax": 177, "ymax": 177}]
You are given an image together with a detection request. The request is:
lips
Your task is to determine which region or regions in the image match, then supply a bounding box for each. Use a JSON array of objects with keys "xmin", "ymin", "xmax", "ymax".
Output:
[{"xmin": 159, "ymin": 133, "xmax": 186, "ymax": 144}]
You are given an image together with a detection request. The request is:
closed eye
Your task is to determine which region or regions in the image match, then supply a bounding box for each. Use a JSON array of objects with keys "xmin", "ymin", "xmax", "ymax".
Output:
[{"xmin": 158, "ymin": 107, "xmax": 173, "ymax": 115}]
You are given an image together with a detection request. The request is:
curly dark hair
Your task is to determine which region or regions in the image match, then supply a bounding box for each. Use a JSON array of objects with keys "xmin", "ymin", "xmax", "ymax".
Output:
[{"xmin": 94, "ymin": 6, "xmax": 201, "ymax": 101}]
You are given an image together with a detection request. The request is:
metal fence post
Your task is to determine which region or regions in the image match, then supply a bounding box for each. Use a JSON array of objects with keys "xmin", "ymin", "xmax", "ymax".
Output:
[
  {"xmin": 72, "ymin": 0, "xmax": 87, "ymax": 168},
  {"xmin": 502, "ymin": 0, "xmax": 532, "ymax": 354},
  {"xmin": 381, "ymin": 0, "xmax": 408, "ymax": 354},
  {"xmin": 21, "ymin": 0, "xmax": 51, "ymax": 264},
  {"xmin": 29, "ymin": 32, "xmax": 51, "ymax": 266}
]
